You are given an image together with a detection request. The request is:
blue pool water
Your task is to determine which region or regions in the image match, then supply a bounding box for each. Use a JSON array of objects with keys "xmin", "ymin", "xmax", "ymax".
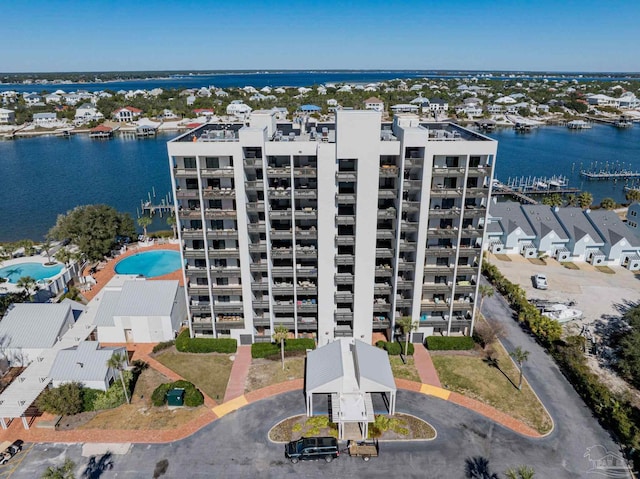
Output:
[
  {"xmin": 0, "ymin": 262, "xmax": 64, "ymax": 283},
  {"xmin": 114, "ymin": 250, "xmax": 182, "ymax": 278}
]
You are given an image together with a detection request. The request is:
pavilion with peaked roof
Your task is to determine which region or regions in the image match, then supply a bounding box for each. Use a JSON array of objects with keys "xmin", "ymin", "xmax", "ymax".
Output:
[{"xmin": 305, "ymin": 338, "xmax": 396, "ymax": 439}]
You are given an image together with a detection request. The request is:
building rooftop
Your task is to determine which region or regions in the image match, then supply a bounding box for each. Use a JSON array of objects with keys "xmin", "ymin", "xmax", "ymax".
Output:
[
  {"xmin": 0, "ymin": 303, "xmax": 71, "ymax": 349},
  {"xmin": 586, "ymin": 209, "xmax": 640, "ymax": 247},
  {"xmin": 553, "ymin": 207, "xmax": 604, "ymax": 244},
  {"xmin": 521, "ymin": 205, "xmax": 569, "ymax": 240},
  {"xmin": 488, "ymin": 201, "xmax": 536, "ymax": 236},
  {"xmin": 49, "ymin": 342, "xmax": 125, "ymax": 384}
]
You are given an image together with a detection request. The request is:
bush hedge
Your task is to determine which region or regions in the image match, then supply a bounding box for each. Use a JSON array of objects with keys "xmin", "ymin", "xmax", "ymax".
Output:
[
  {"xmin": 375, "ymin": 340, "xmax": 414, "ymax": 355},
  {"xmin": 425, "ymin": 336, "xmax": 475, "ymax": 351},
  {"xmin": 175, "ymin": 330, "xmax": 237, "ymax": 353},
  {"xmin": 251, "ymin": 338, "xmax": 315, "ymax": 358},
  {"xmin": 152, "ymin": 340, "xmax": 175, "ymax": 354},
  {"xmin": 151, "ymin": 380, "xmax": 204, "ymax": 407}
]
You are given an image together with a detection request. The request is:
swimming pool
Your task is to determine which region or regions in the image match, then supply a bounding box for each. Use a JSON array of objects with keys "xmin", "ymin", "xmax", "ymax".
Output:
[
  {"xmin": 0, "ymin": 262, "xmax": 64, "ymax": 283},
  {"xmin": 114, "ymin": 250, "xmax": 182, "ymax": 278}
]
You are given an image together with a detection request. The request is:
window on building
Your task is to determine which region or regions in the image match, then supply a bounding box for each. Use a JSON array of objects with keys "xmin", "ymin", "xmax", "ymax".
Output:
[{"xmin": 183, "ymin": 157, "xmax": 196, "ymax": 169}]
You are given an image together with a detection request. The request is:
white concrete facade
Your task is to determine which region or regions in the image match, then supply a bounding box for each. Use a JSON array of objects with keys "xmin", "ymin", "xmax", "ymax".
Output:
[{"xmin": 168, "ymin": 111, "xmax": 497, "ymax": 343}]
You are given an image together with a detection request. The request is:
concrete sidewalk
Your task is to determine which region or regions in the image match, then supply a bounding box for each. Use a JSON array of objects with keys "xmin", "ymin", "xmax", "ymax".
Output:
[
  {"xmin": 412, "ymin": 345, "xmax": 442, "ymax": 387},
  {"xmin": 223, "ymin": 346, "xmax": 252, "ymax": 403}
]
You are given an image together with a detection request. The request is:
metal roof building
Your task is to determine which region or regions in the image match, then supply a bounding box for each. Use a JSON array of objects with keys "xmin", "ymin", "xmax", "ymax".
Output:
[
  {"xmin": 0, "ymin": 303, "xmax": 73, "ymax": 350},
  {"xmin": 305, "ymin": 338, "xmax": 396, "ymax": 439},
  {"xmin": 49, "ymin": 342, "xmax": 126, "ymax": 391}
]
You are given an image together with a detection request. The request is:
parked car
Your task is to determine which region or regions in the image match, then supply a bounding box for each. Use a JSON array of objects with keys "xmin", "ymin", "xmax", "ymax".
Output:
[
  {"xmin": 0, "ymin": 440, "xmax": 23, "ymax": 465},
  {"xmin": 285, "ymin": 437, "xmax": 339, "ymax": 464},
  {"xmin": 533, "ymin": 274, "xmax": 548, "ymax": 290}
]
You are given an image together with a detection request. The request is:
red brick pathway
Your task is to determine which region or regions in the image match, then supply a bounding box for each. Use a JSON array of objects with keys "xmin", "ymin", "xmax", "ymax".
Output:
[
  {"xmin": 223, "ymin": 346, "xmax": 252, "ymax": 403},
  {"xmin": 413, "ymin": 345, "xmax": 442, "ymax": 387}
]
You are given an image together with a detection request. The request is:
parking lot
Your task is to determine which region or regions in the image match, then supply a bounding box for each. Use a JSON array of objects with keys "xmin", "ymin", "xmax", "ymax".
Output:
[{"xmin": 488, "ymin": 254, "xmax": 639, "ymax": 327}]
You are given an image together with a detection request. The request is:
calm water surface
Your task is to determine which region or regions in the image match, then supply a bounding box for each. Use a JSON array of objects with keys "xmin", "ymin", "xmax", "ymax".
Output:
[{"xmin": 1, "ymin": 124, "xmax": 639, "ymax": 242}]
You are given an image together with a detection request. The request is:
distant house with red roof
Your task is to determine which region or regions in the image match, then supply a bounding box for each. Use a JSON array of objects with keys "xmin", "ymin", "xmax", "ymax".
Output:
[
  {"xmin": 193, "ymin": 108, "xmax": 214, "ymax": 117},
  {"xmin": 112, "ymin": 106, "xmax": 142, "ymax": 122}
]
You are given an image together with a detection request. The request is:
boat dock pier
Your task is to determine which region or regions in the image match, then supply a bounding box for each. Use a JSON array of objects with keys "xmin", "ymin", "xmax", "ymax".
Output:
[
  {"xmin": 138, "ymin": 188, "xmax": 174, "ymax": 218},
  {"xmin": 492, "ymin": 175, "xmax": 579, "ymax": 205},
  {"xmin": 579, "ymin": 161, "xmax": 640, "ymax": 180}
]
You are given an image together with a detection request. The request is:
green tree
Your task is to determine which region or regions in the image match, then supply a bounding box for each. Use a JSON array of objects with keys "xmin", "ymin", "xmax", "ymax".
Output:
[
  {"xmin": 55, "ymin": 247, "xmax": 72, "ymax": 267},
  {"xmin": 48, "ymin": 204, "xmax": 136, "ymax": 261},
  {"xmin": 16, "ymin": 275, "xmax": 38, "ymax": 299},
  {"xmin": 137, "ymin": 215, "xmax": 153, "ymax": 239},
  {"xmin": 600, "ymin": 197, "xmax": 616, "ymax": 210},
  {"xmin": 566, "ymin": 194, "xmax": 578, "ymax": 207},
  {"xmin": 541, "ymin": 193, "xmax": 563, "ymax": 207},
  {"xmin": 477, "ymin": 285, "xmax": 494, "ymax": 317},
  {"xmin": 510, "ymin": 346, "xmax": 530, "ymax": 390},
  {"xmin": 577, "ymin": 191, "xmax": 593, "ymax": 209},
  {"xmin": 396, "ymin": 316, "xmax": 418, "ymax": 356},
  {"xmin": 41, "ymin": 459, "xmax": 76, "ymax": 479},
  {"xmin": 625, "ymin": 188, "xmax": 640, "ymax": 203},
  {"xmin": 36, "ymin": 382, "xmax": 83, "ymax": 415},
  {"xmin": 272, "ymin": 324, "xmax": 289, "ymax": 370},
  {"xmin": 41, "ymin": 240, "xmax": 54, "ymax": 264},
  {"xmin": 505, "ymin": 465, "xmax": 535, "ymax": 479},
  {"xmin": 166, "ymin": 214, "xmax": 177, "ymax": 239},
  {"xmin": 107, "ymin": 352, "xmax": 130, "ymax": 404}
]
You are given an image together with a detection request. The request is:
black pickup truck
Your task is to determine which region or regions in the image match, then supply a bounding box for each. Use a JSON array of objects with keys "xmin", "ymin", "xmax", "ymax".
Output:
[{"xmin": 0, "ymin": 440, "xmax": 24, "ymax": 465}]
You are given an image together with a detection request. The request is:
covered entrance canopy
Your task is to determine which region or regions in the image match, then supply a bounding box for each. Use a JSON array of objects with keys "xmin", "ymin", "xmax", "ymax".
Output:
[{"xmin": 305, "ymin": 338, "xmax": 397, "ymax": 439}]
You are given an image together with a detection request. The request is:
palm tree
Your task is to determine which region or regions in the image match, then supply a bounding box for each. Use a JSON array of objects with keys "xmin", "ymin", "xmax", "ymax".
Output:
[
  {"xmin": 505, "ymin": 465, "xmax": 536, "ymax": 478},
  {"xmin": 107, "ymin": 352, "xmax": 130, "ymax": 404},
  {"xmin": 16, "ymin": 275, "xmax": 38, "ymax": 299},
  {"xmin": 55, "ymin": 247, "xmax": 72, "ymax": 267},
  {"xmin": 166, "ymin": 214, "xmax": 177, "ymax": 239},
  {"xmin": 137, "ymin": 215, "xmax": 153, "ymax": 240},
  {"xmin": 41, "ymin": 240, "xmax": 54, "ymax": 264},
  {"xmin": 273, "ymin": 324, "xmax": 289, "ymax": 370},
  {"xmin": 396, "ymin": 316, "xmax": 418, "ymax": 356},
  {"xmin": 577, "ymin": 191, "xmax": 593, "ymax": 209},
  {"xmin": 465, "ymin": 456, "xmax": 499, "ymax": 479},
  {"xmin": 565, "ymin": 194, "xmax": 578, "ymax": 207},
  {"xmin": 477, "ymin": 285, "xmax": 494, "ymax": 317},
  {"xmin": 510, "ymin": 346, "xmax": 530, "ymax": 390},
  {"xmin": 625, "ymin": 188, "xmax": 640, "ymax": 203},
  {"xmin": 41, "ymin": 458, "xmax": 76, "ymax": 479},
  {"xmin": 600, "ymin": 197, "xmax": 616, "ymax": 210}
]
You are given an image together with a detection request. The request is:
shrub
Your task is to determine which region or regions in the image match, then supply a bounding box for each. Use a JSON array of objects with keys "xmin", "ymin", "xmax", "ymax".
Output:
[
  {"xmin": 375, "ymin": 341, "xmax": 414, "ymax": 355},
  {"xmin": 175, "ymin": 330, "xmax": 237, "ymax": 353},
  {"xmin": 425, "ymin": 336, "xmax": 475, "ymax": 350},
  {"xmin": 251, "ymin": 338, "xmax": 315, "ymax": 358},
  {"xmin": 81, "ymin": 388, "xmax": 102, "ymax": 412},
  {"xmin": 152, "ymin": 340, "xmax": 175, "ymax": 353},
  {"xmin": 92, "ymin": 371, "xmax": 132, "ymax": 410},
  {"xmin": 151, "ymin": 380, "xmax": 204, "ymax": 407},
  {"xmin": 37, "ymin": 382, "xmax": 84, "ymax": 416}
]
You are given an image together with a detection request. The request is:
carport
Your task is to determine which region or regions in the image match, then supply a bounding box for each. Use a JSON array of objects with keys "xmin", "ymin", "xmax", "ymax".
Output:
[{"xmin": 305, "ymin": 339, "xmax": 396, "ymax": 439}]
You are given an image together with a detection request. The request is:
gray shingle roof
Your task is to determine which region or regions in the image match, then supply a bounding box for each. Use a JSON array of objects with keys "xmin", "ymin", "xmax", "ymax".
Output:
[
  {"xmin": 521, "ymin": 205, "xmax": 569, "ymax": 240},
  {"xmin": 553, "ymin": 207, "xmax": 604, "ymax": 244},
  {"xmin": 0, "ymin": 303, "xmax": 71, "ymax": 349},
  {"xmin": 114, "ymin": 281, "xmax": 179, "ymax": 317},
  {"xmin": 488, "ymin": 201, "xmax": 535, "ymax": 236},
  {"xmin": 50, "ymin": 342, "xmax": 126, "ymax": 384},
  {"xmin": 586, "ymin": 210, "xmax": 640, "ymax": 247}
]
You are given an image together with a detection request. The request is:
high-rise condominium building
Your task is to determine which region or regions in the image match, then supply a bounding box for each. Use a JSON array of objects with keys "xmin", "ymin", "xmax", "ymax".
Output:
[{"xmin": 167, "ymin": 110, "xmax": 497, "ymax": 346}]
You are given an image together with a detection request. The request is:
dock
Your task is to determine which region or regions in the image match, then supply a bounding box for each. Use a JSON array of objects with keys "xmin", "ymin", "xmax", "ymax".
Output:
[
  {"xmin": 579, "ymin": 161, "xmax": 640, "ymax": 180},
  {"xmin": 492, "ymin": 184, "xmax": 538, "ymax": 205},
  {"xmin": 138, "ymin": 188, "xmax": 174, "ymax": 218}
]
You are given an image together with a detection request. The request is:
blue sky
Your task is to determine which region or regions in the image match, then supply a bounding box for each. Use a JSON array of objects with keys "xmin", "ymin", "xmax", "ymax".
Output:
[{"xmin": 3, "ymin": 0, "xmax": 640, "ymax": 72}]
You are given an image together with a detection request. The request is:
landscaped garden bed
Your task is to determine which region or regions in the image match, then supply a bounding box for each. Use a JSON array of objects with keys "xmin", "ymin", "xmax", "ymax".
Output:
[{"xmin": 269, "ymin": 414, "xmax": 435, "ymax": 443}]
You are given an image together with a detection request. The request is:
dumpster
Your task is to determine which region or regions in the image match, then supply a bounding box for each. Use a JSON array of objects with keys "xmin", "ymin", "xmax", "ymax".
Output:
[{"xmin": 166, "ymin": 388, "xmax": 185, "ymax": 406}]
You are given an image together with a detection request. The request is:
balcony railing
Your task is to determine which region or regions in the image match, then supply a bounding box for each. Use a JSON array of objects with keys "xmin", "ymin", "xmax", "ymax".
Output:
[
  {"xmin": 336, "ymin": 171, "xmax": 357, "ymax": 181},
  {"xmin": 377, "ymin": 209, "xmax": 396, "ymax": 220},
  {"xmin": 173, "ymin": 168, "xmax": 198, "ymax": 178},
  {"xmin": 205, "ymin": 209, "xmax": 236, "ymax": 219},
  {"xmin": 335, "ymin": 255, "xmax": 355, "ymax": 265},
  {"xmin": 336, "ymin": 193, "xmax": 356, "ymax": 204},
  {"xmin": 379, "ymin": 166, "xmax": 399, "ymax": 177},
  {"xmin": 208, "ymin": 229, "xmax": 238, "ymax": 238},
  {"xmin": 336, "ymin": 215, "xmax": 356, "ymax": 226},
  {"xmin": 201, "ymin": 168, "xmax": 235, "ymax": 178},
  {"xmin": 176, "ymin": 189, "xmax": 199, "ymax": 199},
  {"xmin": 202, "ymin": 188, "xmax": 235, "ymax": 199},
  {"xmin": 335, "ymin": 273, "xmax": 354, "ymax": 285}
]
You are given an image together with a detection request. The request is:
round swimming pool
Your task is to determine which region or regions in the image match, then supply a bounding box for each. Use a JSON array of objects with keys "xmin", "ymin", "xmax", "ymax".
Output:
[
  {"xmin": 114, "ymin": 250, "xmax": 182, "ymax": 278},
  {"xmin": 0, "ymin": 262, "xmax": 64, "ymax": 283}
]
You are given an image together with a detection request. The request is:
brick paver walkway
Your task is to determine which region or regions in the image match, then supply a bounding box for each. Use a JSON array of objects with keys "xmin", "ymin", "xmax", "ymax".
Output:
[
  {"xmin": 413, "ymin": 345, "xmax": 442, "ymax": 387},
  {"xmin": 82, "ymin": 242, "xmax": 182, "ymax": 302},
  {"xmin": 223, "ymin": 346, "xmax": 252, "ymax": 403}
]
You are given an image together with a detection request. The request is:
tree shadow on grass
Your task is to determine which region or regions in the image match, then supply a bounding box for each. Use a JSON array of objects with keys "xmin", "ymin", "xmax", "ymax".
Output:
[{"xmin": 483, "ymin": 356, "xmax": 519, "ymax": 390}]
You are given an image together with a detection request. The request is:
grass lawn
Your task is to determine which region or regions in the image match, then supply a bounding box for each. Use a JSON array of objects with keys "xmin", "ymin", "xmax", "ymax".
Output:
[
  {"xmin": 595, "ymin": 265, "xmax": 616, "ymax": 274},
  {"xmin": 389, "ymin": 356, "xmax": 421, "ymax": 382},
  {"xmin": 432, "ymin": 343, "xmax": 552, "ymax": 434},
  {"xmin": 155, "ymin": 350, "xmax": 233, "ymax": 401},
  {"xmin": 245, "ymin": 357, "xmax": 304, "ymax": 393},
  {"xmin": 78, "ymin": 404, "xmax": 205, "ymax": 430},
  {"xmin": 131, "ymin": 367, "xmax": 170, "ymax": 406},
  {"xmin": 561, "ymin": 262, "xmax": 580, "ymax": 270}
]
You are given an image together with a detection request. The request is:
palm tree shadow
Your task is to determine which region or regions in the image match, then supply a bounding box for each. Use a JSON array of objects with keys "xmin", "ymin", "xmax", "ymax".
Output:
[
  {"xmin": 483, "ymin": 356, "xmax": 518, "ymax": 390},
  {"xmin": 465, "ymin": 456, "xmax": 499, "ymax": 479}
]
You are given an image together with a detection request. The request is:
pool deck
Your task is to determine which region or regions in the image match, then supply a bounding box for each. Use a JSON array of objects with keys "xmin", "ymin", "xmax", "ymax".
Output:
[
  {"xmin": 0, "ymin": 255, "xmax": 66, "ymax": 294},
  {"xmin": 81, "ymin": 242, "xmax": 182, "ymax": 302}
]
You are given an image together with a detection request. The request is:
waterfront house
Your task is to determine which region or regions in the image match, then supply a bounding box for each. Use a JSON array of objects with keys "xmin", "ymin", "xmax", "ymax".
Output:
[
  {"xmin": 627, "ymin": 203, "xmax": 640, "ymax": 233},
  {"xmin": 586, "ymin": 94, "xmax": 620, "ymax": 107},
  {"xmin": 486, "ymin": 201, "xmax": 538, "ymax": 257},
  {"xmin": 89, "ymin": 125, "xmax": 114, "ymax": 138},
  {"xmin": 161, "ymin": 109, "xmax": 178, "ymax": 119},
  {"xmin": 0, "ymin": 303, "xmax": 75, "ymax": 366},
  {"xmin": 193, "ymin": 108, "xmax": 214, "ymax": 118},
  {"xmin": 23, "ymin": 93, "xmax": 42, "ymax": 106},
  {"xmin": 32, "ymin": 112, "xmax": 57, "ymax": 126},
  {"xmin": 112, "ymin": 106, "xmax": 142, "ymax": 122},
  {"xmin": 521, "ymin": 205, "xmax": 570, "ymax": 260},
  {"xmin": 552, "ymin": 207, "xmax": 606, "ymax": 263},
  {"xmin": 364, "ymin": 97, "xmax": 384, "ymax": 112},
  {"xmin": 617, "ymin": 92, "xmax": 640, "ymax": 109},
  {"xmin": 585, "ymin": 209, "xmax": 640, "ymax": 269},
  {"xmin": 487, "ymin": 104, "xmax": 502, "ymax": 114},
  {"xmin": 95, "ymin": 278, "xmax": 186, "ymax": 343},
  {"xmin": 74, "ymin": 103, "xmax": 104, "ymax": 123},
  {"xmin": 49, "ymin": 342, "xmax": 127, "ymax": 391},
  {"xmin": 0, "ymin": 108, "xmax": 15, "ymax": 124}
]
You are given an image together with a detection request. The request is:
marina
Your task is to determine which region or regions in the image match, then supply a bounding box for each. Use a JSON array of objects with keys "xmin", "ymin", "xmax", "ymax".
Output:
[{"xmin": 579, "ymin": 161, "xmax": 640, "ymax": 180}]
